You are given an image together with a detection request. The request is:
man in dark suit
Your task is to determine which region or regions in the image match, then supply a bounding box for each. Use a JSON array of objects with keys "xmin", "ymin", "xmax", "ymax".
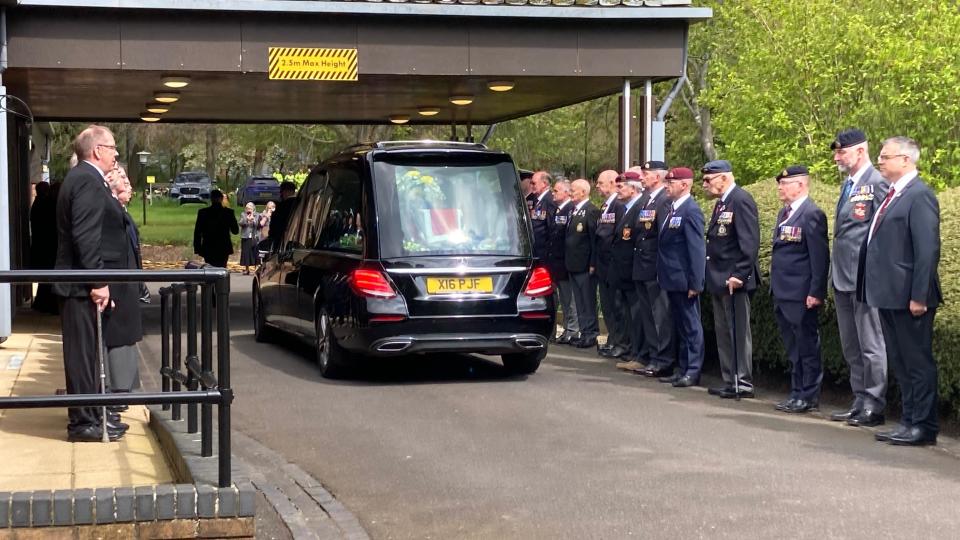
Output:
[
  {"xmin": 547, "ymin": 180, "xmax": 579, "ymax": 344},
  {"xmin": 656, "ymin": 167, "xmax": 706, "ymax": 388},
  {"xmin": 565, "ymin": 178, "xmax": 601, "ymax": 348},
  {"xmin": 701, "ymin": 160, "xmax": 761, "ymax": 399},
  {"xmin": 769, "ymin": 166, "xmax": 830, "ymax": 414},
  {"xmin": 634, "ymin": 162, "xmax": 676, "ymax": 378},
  {"xmin": 609, "ymin": 172, "xmax": 645, "ymax": 369},
  {"xmin": 860, "ymin": 136, "xmax": 942, "ymax": 446},
  {"xmin": 828, "ymin": 128, "xmax": 889, "ymax": 427},
  {"xmin": 594, "ymin": 169, "xmax": 629, "ymax": 357},
  {"xmin": 54, "ymin": 125, "xmax": 129, "ymax": 442},
  {"xmin": 529, "ymin": 171, "xmax": 557, "ymax": 262},
  {"xmin": 193, "ymin": 190, "xmax": 240, "ymax": 268}
]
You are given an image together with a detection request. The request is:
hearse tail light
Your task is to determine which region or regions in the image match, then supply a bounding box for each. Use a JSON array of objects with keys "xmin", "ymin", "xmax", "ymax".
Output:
[
  {"xmin": 524, "ymin": 267, "xmax": 553, "ymax": 298},
  {"xmin": 349, "ymin": 269, "xmax": 397, "ymax": 298}
]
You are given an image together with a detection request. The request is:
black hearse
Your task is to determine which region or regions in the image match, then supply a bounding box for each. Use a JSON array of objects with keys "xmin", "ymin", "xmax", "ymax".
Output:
[{"xmin": 253, "ymin": 141, "xmax": 555, "ymax": 378}]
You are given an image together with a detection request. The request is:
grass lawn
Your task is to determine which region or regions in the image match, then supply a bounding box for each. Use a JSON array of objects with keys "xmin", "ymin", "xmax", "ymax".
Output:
[{"xmin": 127, "ymin": 196, "xmax": 258, "ymax": 248}]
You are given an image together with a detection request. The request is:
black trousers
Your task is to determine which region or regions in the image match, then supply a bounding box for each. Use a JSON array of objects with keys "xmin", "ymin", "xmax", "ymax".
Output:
[
  {"xmin": 569, "ymin": 271, "xmax": 599, "ymax": 340},
  {"xmin": 60, "ymin": 296, "xmax": 101, "ymax": 431},
  {"xmin": 611, "ymin": 284, "xmax": 638, "ymax": 354},
  {"xmin": 598, "ymin": 276, "xmax": 627, "ymax": 348},
  {"xmin": 878, "ymin": 308, "xmax": 938, "ymax": 433},
  {"xmin": 774, "ymin": 299, "xmax": 822, "ymax": 403},
  {"xmin": 203, "ymin": 255, "xmax": 229, "ymax": 268}
]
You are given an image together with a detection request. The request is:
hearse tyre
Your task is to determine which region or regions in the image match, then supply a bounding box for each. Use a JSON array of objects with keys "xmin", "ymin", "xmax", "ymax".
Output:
[{"xmin": 316, "ymin": 309, "xmax": 350, "ymax": 379}]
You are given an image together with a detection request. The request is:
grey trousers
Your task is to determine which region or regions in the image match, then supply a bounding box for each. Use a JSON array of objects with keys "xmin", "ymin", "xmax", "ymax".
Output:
[
  {"xmin": 633, "ymin": 279, "xmax": 674, "ymax": 368},
  {"xmin": 555, "ymin": 279, "xmax": 579, "ymax": 336},
  {"xmin": 106, "ymin": 344, "xmax": 142, "ymax": 393},
  {"xmin": 711, "ymin": 291, "xmax": 753, "ymax": 389},
  {"xmin": 835, "ymin": 290, "xmax": 887, "ymax": 411}
]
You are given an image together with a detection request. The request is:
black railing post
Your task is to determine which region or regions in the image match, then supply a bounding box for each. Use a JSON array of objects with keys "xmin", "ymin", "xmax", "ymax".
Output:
[
  {"xmin": 159, "ymin": 287, "xmax": 171, "ymax": 410},
  {"xmin": 216, "ymin": 272, "xmax": 232, "ymax": 488},
  {"xmin": 171, "ymin": 284, "xmax": 183, "ymax": 421},
  {"xmin": 185, "ymin": 283, "xmax": 199, "ymax": 434},
  {"xmin": 200, "ymin": 283, "xmax": 214, "ymax": 458}
]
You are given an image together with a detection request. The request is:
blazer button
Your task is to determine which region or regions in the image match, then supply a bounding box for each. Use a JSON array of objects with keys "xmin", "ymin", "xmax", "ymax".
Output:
[{"xmin": 706, "ymin": 256, "xmax": 711, "ymax": 261}]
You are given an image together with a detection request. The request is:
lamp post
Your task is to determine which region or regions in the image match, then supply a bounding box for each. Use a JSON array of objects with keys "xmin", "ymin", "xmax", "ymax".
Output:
[{"xmin": 137, "ymin": 151, "xmax": 151, "ymax": 225}]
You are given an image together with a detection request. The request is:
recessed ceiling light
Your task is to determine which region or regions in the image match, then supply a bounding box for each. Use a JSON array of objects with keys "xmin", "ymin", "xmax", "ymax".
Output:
[
  {"xmin": 449, "ymin": 95, "xmax": 474, "ymax": 106},
  {"xmin": 487, "ymin": 81, "xmax": 515, "ymax": 92},
  {"xmin": 418, "ymin": 107, "xmax": 441, "ymax": 116},
  {"xmin": 161, "ymin": 76, "xmax": 191, "ymax": 88},
  {"xmin": 389, "ymin": 115, "xmax": 410, "ymax": 124},
  {"xmin": 145, "ymin": 103, "xmax": 170, "ymax": 114},
  {"xmin": 140, "ymin": 112, "xmax": 161, "ymax": 122},
  {"xmin": 154, "ymin": 92, "xmax": 180, "ymax": 103}
]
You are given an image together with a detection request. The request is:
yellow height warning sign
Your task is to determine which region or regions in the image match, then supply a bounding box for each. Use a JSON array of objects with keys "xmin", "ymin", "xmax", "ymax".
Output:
[{"xmin": 268, "ymin": 47, "xmax": 358, "ymax": 81}]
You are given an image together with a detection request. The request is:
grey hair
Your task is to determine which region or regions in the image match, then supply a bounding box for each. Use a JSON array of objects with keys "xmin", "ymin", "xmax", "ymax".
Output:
[
  {"xmin": 627, "ymin": 180, "xmax": 643, "ymax": 190},
  {"xmin": 73, "ymin": 125, "xmax": 113, "ymax": 160},
  {"xmin": 554, "ymin": 179, "xmax": 572, "ymax": 193},
  {"xmin": 883, "ymin": 136, "xmax": 921, "ymax": 163}
]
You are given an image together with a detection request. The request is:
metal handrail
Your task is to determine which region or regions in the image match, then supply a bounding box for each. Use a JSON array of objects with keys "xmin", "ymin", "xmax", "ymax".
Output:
[{"xmin": 0, "ymin": 268, "xmax": 234, "ymax": 487}]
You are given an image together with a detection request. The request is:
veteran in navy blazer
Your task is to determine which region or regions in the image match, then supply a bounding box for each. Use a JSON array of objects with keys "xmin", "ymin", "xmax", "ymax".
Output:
[
  {"xmin": 594, "ymin": 170, "xmax": 630, "ymax": 357},
  {"xmin": 565, "ymin": 178, "xmax": 602, "ymax": 348},
  {"xmin": 769, "ymin": 166, "xmax": 830, "ymax": 414},
  {"xmin": 702, "ymin": 160, "xmax": 761, "ymax": 399},
  {"xmin": 632, "ymin": 162, "xmax": 676, "ymax": 377},
  {"xmin": 859, "ymin": 136, "xmax": 942, "ymax": 446},
  {"xmin": 547, "ymin": 180, "xmax": 579, "ymax": 344},
  {"xmin": 528, "ymin": 171, "xmax": 557, "ymax": 261},
  {"xmin": 656, "ymin": 167, "xmax": 706, "ymax": 388},
  {"xmin": 609, "ymin": 173, "xmax": 645, "ymax": 365}
]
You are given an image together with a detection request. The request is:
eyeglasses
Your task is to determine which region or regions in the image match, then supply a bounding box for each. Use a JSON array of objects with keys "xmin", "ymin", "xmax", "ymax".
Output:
[
  {"xmin": 702, "ymin": 174, "xmax": 723, "ymax": 183},
  {"xmin": 97, "ymin": 144, "xmax": 117, "ymax": 151},
  {"xmin": 877, "ymin": 153, "xmax": 907, "ymax": 161},
  {"xmin": 777, "ymin": 179, "xmax": 803, "ymax": 185}
]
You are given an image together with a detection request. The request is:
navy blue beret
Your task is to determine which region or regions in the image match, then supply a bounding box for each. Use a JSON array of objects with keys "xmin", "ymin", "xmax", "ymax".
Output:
[
  {"xmin": 830, "ymin": 129, "xmax": 867, "ymax": 150},
  {"xmin": 776, "ymin": 165, "xmax": 809, "ymax": 180},
  {"xmin": 641, "ymin": 160, "xmax": 668, "ymax": 171},
  {"xmin": 701, "ymin": 160, "xmax": 733, "ymax": 174}
]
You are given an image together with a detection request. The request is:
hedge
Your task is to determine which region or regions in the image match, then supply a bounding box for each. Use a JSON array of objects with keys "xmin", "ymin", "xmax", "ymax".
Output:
[{"xmin": 694, "ymin": 178, "xmax": 960, "ymax": 417}]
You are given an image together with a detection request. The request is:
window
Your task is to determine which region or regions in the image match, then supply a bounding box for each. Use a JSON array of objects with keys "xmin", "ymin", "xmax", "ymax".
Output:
[
  {"xmin": 373, "ymin": 155, "xmax": 527, "ymax": 258},
  {"xmin": 315, "ymin": 164, "xmax": 363, "ymax": 253}
]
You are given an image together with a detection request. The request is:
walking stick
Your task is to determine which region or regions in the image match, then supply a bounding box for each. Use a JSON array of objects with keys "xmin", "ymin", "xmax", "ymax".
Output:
[
  {"xmin": 96, "ymin": 307, "xmax": 109, "ymax": 443},
  {"xmin": 729, "ymin": 288, "xmax": 740, "ymax": 402}
]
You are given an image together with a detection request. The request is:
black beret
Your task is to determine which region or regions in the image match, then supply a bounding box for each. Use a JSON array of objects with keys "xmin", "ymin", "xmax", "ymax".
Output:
[
  {"xmin": 830, "ymin": 129, "xmax": 867, "ymax": 150},
  {"xmin": 518, "ymin": 169, "xmax": 534, "ymax": 180},
  {"xmin": 701, "ymin": 160, "xmax": 733, "ymax": 174},
  {"xmin": 641, "ymin": 160, "xmax": 668, "ymax": 171},
  {"xmin": 776, "ymin": 165, "xmax": 809, "ymax": 181}
]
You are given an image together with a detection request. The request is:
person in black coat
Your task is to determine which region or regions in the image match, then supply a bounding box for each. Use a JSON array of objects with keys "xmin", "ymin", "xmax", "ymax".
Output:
[
  {"xmin": 564, "ymin": 179, "xmax": 601, "ymax": 348},
  {"xmin": 528, "ymin": 171, "xmax": 557, "ymax": 261},
  {"xmin": 546, "ymin": 180, "xmax": 579, "ymax": 344},
  {"xmin": 609, "ymin": 172, "xmax": 645, "ymax": 368},
  {"xmin": 860, "ymin": 136, "xmax": 942, "ymax": 446},
  {"xmin": 193, "ymin": 190, "xmax": 239, "ymax": 268},
  {"xmin": 53, "ymin": 125, "xmax": 128, "ymax": 442},
  {"xmin": 702, "ymin": 160, "xmax": 761, "ymax": 399},
  {"xmin": 594, "ymin": 169, "xmax": 629, "ymax": 357},
  {"xmin": 30, "ymin": 181, "xmax": 59, "ymax": 314},
  {"xmin": 769, "ymin": 166, "xmax": 829, "ymax": 414},
  {"xmin": 633, "ymin": 162, "xmax": 676, "ymax": 378},
  {"xmin": 266, "ymin": 181, "xmax": 298, "ymax": 249},
  {"xmin": 656, "ymin": 167, "xmax": 706, "ymax": 388}
]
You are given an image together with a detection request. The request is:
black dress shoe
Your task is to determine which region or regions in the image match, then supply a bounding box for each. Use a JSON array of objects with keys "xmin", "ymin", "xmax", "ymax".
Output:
[
  {"xmin": 68, "ymin": 425, "xmax": 123, "ymax": 442},
  {"xmin": 575, "ymin": 337, "xmax": 598, "ymax": 348},
  {"xmin": 640, "ymin": 366, "xmax": 673, "ymax": 378},
  {"xmin": 658, "ymin": 373, "xmax": 680, "ymax": 384},
  {"xmin": 708, "ymin": 385, "xmax": 733, "ymax": 397},
  {"xmin": 785, "ymin": 399, "xmax": 818, "ymax": 414},
  {"xmin": 875, "ymin": 424, "xmax": 910, "ymax": 442},
  {"xmin": 775, "ymin": 398, "xmax": 797, "ymax": 411},
  {"xmin": 888, "ymin": 426, "xmax": 937, "ymax": 446},
  {"xmin": 719, "ymin": 388, "xmax": 755, "ymax": 399},
  {"xmin": 108, "ymin": 405, "xmax": 129, "ymax": 413},
  {"xmin": 847, "ymin": 410, "xmax": 885, "ymax": 427},
  {"xmin": 601, "ymin": 346, "xmax": 627, "ymax": 358},
  {"xmin": 556, "ymin": 335, "xmax": 573, "ymax": 345},
  {"xmin": 829, "ymin": 408, "xmax": 861, "ymax": 422},
  {"xmin": 672, "ymin": 375, "xmax": 698, "ymax": 388},
  {"xmin": 106, "ymin": 418, "xmax": 129, "ymax": 432}
]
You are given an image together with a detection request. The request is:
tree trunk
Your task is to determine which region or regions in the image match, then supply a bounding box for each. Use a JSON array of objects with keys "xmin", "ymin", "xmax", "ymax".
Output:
[
  {"xmin": 205, "ymin": 125, "xmax": 219, "ymax": 180},
  {"xmin": 252, "ymin": 147, "xmax": 266, "ymax": 175},
  {"xmin": 698, "ymin": 106, "xmax": 718, "ymax": 161}
]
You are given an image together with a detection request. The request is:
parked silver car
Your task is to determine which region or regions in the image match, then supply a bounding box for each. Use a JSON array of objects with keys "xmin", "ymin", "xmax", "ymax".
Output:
[{"xmin": 169, "ymin": 171, "xmax": 213, "ymax": 204}]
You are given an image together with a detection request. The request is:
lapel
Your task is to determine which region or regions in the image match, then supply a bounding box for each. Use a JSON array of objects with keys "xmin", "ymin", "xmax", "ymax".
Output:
[
  {"xmin": 660, "ymin": 198, "xmax": 685, "ymax": 237},
  {"xmin": 875, "ymin": 176, "xmax": 917, "ymax": 232},
  {"xmin": 710, "ymin": 186, "xmax": 733, "ymax": 230}
]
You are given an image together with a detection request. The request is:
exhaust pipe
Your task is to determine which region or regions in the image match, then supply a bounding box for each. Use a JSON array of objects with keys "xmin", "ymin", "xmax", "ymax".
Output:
[
  {"xmin": 514, "ymin": 338, "xmax": 545, "ymax": 350},
  {"xmin": 376, "ymin": 340, "xmax": 412, "ymax": 353}
]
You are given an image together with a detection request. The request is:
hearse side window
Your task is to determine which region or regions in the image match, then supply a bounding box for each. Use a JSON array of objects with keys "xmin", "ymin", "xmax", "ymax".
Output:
[
  {"xmin": 315, "ymin": 164, "xmax": 363, "ymax": 253},
  {"xmin": 298, "ymin": 170, "xmax": 330, "ymax": 249}
]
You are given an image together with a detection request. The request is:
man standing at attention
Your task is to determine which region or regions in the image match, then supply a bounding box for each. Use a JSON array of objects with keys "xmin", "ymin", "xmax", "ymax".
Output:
[
  {"xmin": 828, "ymin": 128, "xmax": 889, "ymax": 428},
  {"xmin": 770, "ymin": 166, "xmax": 829, "ymax": 414},
  {"xmin": 702, "ymin": 160, "xmax": 761, "ymax": 399},
  {"xmin": 565, "ymin": 179, "xmax": 601, "ymax": 348},
  {"xmin": 594, "ymin": 169, "xmax": 629, "ymax": 358},
  {"xmin": 656, "ymin": 167, "xmax": 706, "ymax": 388},
  {"xmin": 193, "ymin": 189, "xmax": 239, "ymax": 268},
  {"xmin": 54, "ymin": 125, "xmax": 128, "ymax": 442},
  {"xmin": 861, "ymin": 136, "xmax": 941, "ymax": 446},
  {"xmin": 546, "ymin": 179, "xmax": 579, "ymax": 344},
  {"xmin": 529, "ymin": 171, "xmax": 557, "ymax": 262}
]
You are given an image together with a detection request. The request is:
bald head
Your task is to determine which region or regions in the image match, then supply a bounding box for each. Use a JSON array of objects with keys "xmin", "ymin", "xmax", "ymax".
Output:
[
  {"xmin": 596, "ymin": 169, "xmax": 619, "ymax": 197},
  {"xmin": 73, "ymin": 125, "xmax": 117, "ymax": 172},
  {"xmin": 571, "ymin": 179, "xmax": 592, "ymax": 203}
]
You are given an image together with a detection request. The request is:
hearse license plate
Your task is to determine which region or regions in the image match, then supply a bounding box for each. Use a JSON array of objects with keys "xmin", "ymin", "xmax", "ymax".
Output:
[{"xmin": 426, "ymin": 276, "xmax": 493, "ymax": 294}]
